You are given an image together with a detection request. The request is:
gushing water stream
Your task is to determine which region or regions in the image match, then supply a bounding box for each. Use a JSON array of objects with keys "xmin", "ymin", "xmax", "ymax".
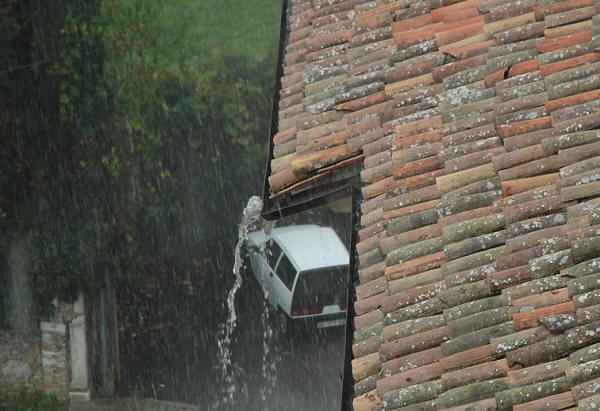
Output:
[
  {"xmin": 259, "ymin": 289, "xmax": 277, "ymax": 406},
  {"xmin": 217, "ymin": 195, "xmax": 264, "ymax": 405}
]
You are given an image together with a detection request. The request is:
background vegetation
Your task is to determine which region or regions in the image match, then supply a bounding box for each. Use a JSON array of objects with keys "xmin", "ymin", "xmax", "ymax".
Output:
[{"xmin": 0, "ymin": 0, "xmax": 281, "ymax": 326}]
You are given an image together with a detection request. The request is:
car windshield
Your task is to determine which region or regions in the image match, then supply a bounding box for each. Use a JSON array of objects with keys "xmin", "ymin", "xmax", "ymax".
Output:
[{"xmin": 292, "ymin": 265, "xmax": 348, "ymax": 310}]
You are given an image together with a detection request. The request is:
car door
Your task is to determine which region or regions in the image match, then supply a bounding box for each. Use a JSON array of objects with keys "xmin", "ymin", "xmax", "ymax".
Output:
[
  {"xmin": 272, "ymin": 253, "xmax": 296, "ymax": 314},
  {"xmin": 262, "ymin": 239, "xmax": 283, "ymax": 306}
]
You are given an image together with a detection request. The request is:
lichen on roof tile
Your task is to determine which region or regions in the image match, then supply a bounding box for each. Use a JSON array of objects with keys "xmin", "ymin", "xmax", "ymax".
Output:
[{"xmin": 266, "ymin": 0, "xmax": 600, "ymax": 408}]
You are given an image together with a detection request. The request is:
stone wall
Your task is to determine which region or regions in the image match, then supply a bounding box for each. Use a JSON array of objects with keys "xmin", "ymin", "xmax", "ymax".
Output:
[
  {"xmin": 40, "ymin": 321, "xmax": 69, "ymax": 399},
  {"xmin": 0, "ymin": 293, "xmax": 89, "ymax": 402},
  {"xmin": 0, "ymin": 331, "xmax": 43, "ymax": 396}
]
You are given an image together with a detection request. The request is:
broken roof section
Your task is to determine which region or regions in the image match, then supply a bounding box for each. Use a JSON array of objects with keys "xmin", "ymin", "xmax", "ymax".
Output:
[{"xmin": 266, "ymin": 0, "xmax": 600, "ymax": 408}]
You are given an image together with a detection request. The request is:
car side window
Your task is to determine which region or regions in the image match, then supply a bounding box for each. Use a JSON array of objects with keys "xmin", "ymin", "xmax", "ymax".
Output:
[
  {"xmin": 266, "ymin": 240, "xmax": 282, "ymax": 269},
  {"xmin": 276, "ymin": 254, "xmax": 296, "ymax": 290}
]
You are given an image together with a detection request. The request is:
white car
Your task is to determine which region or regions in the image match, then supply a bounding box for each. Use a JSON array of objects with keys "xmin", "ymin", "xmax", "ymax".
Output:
[{"xmin": 246, "ymin": 224, "xmax": 349, "ymax": 329}]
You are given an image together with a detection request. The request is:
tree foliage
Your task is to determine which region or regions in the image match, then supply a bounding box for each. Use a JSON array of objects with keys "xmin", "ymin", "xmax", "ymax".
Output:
[{"xmin": 0, "ymin": 0, "xmax": 280, "ymax": 322}]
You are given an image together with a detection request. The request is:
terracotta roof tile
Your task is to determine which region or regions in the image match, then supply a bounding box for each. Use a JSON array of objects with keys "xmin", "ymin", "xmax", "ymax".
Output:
[
  {"xmin": 355, "ymin": 307, "xmax": 384, "ymax": 330},
  {"xmin": 431, "ymin": 0, "xmax": 483, "ymax": 20},
  {"xmin": 353, "ymin": 335, "xmax": 381, "ymax": 358},
  {"xmin": 381, "ymin": 347, "xmax": 443, "ymax": 382},
  {"xmin": 352, "ymin": 390, "xmax": 381, "ymax": 411},
  {"xmin": 377, "ymin": 361, "xmax": 444, "ymax": 395},
  {"xmin": 515, "ymin": 391, "xmax": 574, "ymax": 410},
  {"xmin": 386, "ymin": 297, "xmax": 447, "ymax": 324},
  {"xmin": 267, "ymin": 0, "xmax": 600, "ymax": 407},
  {"xmin": 358, "ymin": 262, "xmax": 386, "ymax": 284}
]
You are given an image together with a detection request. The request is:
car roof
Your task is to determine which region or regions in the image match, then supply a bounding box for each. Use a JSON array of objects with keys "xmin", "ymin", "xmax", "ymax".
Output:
[{"xmin": 247, "ymin": 224, "xmax": 349, "ymax": 272}]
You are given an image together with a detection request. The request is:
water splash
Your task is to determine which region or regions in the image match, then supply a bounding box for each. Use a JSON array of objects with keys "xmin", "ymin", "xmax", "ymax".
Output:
[{"xmin": 217, "ymin": 195, "xmax": 263, "ymax": 404}]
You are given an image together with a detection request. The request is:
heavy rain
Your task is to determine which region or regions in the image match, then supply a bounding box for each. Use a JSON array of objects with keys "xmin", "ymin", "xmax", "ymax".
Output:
[{"xmin": 0, "ymin": 1, "xmax": 353, "ymax": 410}]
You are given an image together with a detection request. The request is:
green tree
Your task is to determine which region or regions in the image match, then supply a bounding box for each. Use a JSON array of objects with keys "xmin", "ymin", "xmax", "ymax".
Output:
[{"xmin": 0, "ymin": 0, "xmax": 279, "ymax": 321}]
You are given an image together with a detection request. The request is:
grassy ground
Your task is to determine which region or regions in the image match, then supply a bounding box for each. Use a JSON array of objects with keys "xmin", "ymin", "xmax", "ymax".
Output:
[
  {"xmin": 0, "ymin": 391, "xmax": 67, "ymax": 411},
  {"xmin": 69, "ymin": 397, "xmax": 201, "ymax": 411}
]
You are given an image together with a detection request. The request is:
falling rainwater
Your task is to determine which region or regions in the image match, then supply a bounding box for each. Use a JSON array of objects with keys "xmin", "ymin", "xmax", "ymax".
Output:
[
  {"xmin": 217, "ymin": 195, "xmax": 264, "ymax": 404},
  {"xmin": 259, "ymin": 288, "xmax": 277, "ymax": 406}
]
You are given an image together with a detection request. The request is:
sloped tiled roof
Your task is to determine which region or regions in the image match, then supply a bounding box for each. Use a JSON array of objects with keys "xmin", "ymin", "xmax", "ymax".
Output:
[{"xmin": 267, "ymin": 0, "xmax": 600, "ymax": 409}]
